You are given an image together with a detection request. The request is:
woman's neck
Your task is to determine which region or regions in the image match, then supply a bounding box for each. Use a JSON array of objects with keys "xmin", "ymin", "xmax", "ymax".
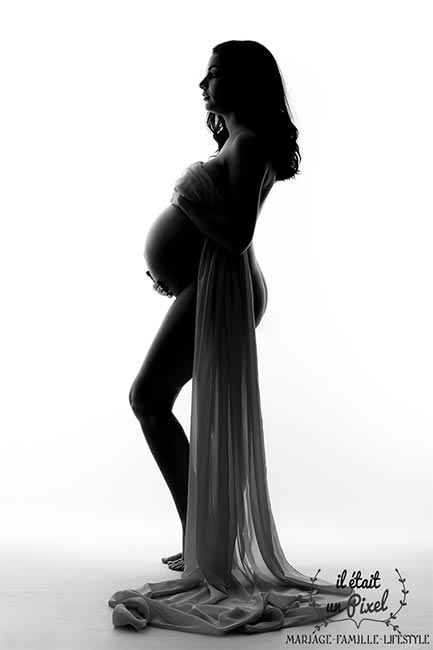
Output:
[{"xmin": 219, "ymin": 111, "xmax": 249, "ymax": 138}]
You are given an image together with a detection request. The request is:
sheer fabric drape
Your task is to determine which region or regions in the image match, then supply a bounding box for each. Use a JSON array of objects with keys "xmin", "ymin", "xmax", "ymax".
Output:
[{"xmin": 108, "ymin": 163, "xmax": 353, "ymax": 634}]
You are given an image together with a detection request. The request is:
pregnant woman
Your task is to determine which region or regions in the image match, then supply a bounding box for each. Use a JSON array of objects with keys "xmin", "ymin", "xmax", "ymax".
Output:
[
  {"xmin": 109, "ymin": 40, "xmax": 354, "ymax": 635},
  {"xmin": 133, "ymin": 42, "xmax": 273, "ymax": 572}
]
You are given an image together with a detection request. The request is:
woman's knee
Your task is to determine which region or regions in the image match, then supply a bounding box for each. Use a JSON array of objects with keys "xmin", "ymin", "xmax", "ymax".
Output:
[
  {"xmin": 128, "ymin": 380, "xmax": 146, "ymax": 420},
  {"xmin": 129, "ymin": 377, "xmax": 171, "ymax": 420}
]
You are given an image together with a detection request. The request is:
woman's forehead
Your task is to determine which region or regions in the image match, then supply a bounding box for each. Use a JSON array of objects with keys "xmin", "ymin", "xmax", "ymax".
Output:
[
  {"xmin": 207, "ymin": 52, "xmax": 221, "ymax": 66},
  {"xmin": 201, "ymin": 52, "xmax": 222, "ymax": 75}
]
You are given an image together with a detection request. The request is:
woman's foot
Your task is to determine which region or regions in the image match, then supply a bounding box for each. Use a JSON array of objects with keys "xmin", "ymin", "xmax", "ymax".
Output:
[
  {"xmin": 168, "ymin": 556, "xmax": 184, "ymax": 571},
  {"xmin": 161, "ymin": 551, "xmax": 181, "ymax": 564},
  {"xmin": 161, "ymin": 551, "xmax": 184, "ymax": 571}
]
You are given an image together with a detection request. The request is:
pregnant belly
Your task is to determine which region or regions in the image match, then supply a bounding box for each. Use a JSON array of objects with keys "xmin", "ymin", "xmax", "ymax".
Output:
[
  {"xmin": 144, "ymin": 204, "xmax": 206, "ymax": 296},
  {"xmin": 143, "ymin": 204, "xmax": 267, "ymax": 318}
]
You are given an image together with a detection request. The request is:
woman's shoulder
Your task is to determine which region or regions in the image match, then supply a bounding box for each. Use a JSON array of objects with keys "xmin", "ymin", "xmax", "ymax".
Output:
[
  {"xmin": 226, "ymin": 129, "xmax": 276, "ymax": 186},
  {"xmin": 222, "ymin": 129, "xmax": 272, "ymax": 166},
  {"xmin": 229, "ymin": 128, "xmax": 267, "ymax": 153}
]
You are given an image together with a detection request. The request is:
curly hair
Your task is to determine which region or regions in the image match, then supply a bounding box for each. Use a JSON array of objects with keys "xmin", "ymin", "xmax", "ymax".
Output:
[{"xmin": 205, "ymin": 40, "xmax": 301, "ymax": 181}]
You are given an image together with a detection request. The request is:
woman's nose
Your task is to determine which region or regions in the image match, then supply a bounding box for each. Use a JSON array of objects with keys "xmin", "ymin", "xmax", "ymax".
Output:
[{"xmin": 199, "ymin": 77, "xmax": 207, "ymax": 90}]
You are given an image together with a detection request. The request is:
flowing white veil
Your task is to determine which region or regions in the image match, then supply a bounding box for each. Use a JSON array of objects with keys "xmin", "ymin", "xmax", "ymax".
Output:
[{"xmin": 108, "ymin": 163, "xmax": 354, "ymax": 634}]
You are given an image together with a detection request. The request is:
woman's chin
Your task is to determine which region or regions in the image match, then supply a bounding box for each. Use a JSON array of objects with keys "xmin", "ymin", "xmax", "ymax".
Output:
[{"xmin": 203, "ymin": 98, "xmax": 218, "ymax": 111}]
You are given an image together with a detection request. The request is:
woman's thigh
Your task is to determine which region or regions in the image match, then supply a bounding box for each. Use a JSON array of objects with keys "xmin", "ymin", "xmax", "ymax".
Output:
[
  {"xmin": 130, "ymin": 269, "xmax": 267, "ymax": 417},
  {"xmin": 129, "ymin": 282, "xmax": 197, "ymax": 416}
]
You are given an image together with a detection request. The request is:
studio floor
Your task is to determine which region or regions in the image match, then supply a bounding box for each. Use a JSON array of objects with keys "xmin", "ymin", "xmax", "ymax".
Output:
[{"xmin": 1, "ymin": 520, "xmax": 432, "ymax": 650}]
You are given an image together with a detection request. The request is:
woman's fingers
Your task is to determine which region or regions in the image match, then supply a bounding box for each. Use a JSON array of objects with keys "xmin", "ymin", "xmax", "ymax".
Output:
[{"xmin": 152, "ymin": 281, "xmax": 173, "ymax": 298}]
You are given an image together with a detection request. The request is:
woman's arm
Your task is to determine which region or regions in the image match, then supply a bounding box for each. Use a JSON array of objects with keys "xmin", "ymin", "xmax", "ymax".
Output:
[
  {"xmin": 225, "ymin": 131, "xmax": 269, "ymax": 254},
  {"xmin": 173, "ymin": 194, "xmax": 239, "ymax": 254},
  {"xmin": 175, "ymin": 133, "xmax": 269, "ymax": 255}
]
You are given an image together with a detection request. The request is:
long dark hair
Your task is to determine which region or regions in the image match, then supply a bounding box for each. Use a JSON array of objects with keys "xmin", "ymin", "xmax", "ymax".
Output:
[{"xmin": 206, "ymin": 40, "xmax": 300, "ymax": 181}]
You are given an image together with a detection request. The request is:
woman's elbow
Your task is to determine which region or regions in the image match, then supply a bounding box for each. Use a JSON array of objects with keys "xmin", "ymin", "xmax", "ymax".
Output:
[
  {"xmin": 225, "ymin": 239, "xmax": 251, "ymax": 256},
  {"xmin": 228, "ymin": 226, "xmax": 253, "ymax": 256},
  {"xmin": 234, "ymin": 234, "xmax": 254, "ymax": 256},
  {"xmin": 237, "ymin": 242, "xmax": 252, "ymax": 256}
]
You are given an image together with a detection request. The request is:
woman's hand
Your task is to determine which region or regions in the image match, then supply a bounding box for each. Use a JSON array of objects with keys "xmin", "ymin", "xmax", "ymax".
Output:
[
  {"xmin": 153, "ymin": 281, "xmax": 173, "ymax": 298},
  {"xmin": 146, "ymin": 270, "xmax": 173, "ymax": 298}
]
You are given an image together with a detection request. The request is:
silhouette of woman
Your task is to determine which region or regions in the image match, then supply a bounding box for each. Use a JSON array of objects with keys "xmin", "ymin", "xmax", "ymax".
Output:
[
  {"xmin": 109, "ymin": 40, "xmax": 354, "ymax": 635},
  {"xmin": 130, "ymin": 40, "xmax": 275, "ymax": 572}
]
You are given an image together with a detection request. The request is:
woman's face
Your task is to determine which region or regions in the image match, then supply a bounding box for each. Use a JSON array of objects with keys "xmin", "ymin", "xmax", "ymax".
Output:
[{"xmin": 199, "ymin": 53, "xmax": 233, "ymax": 115}]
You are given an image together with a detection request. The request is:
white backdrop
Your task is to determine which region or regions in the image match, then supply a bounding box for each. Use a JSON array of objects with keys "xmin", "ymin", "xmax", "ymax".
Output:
[{"xmin": 1, "ymin": 0, "xmax": 431, "ymax": 569}]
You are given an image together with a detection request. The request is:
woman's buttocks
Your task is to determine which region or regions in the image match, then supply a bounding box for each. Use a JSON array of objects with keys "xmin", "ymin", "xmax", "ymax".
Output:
[
  {"xmin": 248, "ymin": 245, "xmax": 268, "ymax": 326},
  {"xmin": 144, "ymin": 204, "xmax": 206, "ymax": 296}
]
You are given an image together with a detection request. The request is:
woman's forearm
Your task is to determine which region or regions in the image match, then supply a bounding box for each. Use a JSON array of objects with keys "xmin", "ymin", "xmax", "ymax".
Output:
[{"xmin": 175, "ymin": 195, "xmax": 244, "ymax": 255}]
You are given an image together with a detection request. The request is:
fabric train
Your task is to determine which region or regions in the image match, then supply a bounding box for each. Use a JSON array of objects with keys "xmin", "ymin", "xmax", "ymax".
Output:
[{"xmin": 108, "ymin": 161, "xmax": 354, "ymax": 635}]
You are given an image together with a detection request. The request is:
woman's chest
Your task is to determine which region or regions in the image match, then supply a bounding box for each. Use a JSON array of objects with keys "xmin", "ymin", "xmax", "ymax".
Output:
[{"xmin": 201, "ymin": 157, "xmax": 229, "ymax": 199}]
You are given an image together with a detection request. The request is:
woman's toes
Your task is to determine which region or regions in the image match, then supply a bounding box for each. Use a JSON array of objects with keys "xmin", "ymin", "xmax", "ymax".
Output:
[{"xmin": 167, "ymin": 558, "xmax": 184, "ymax": 571}]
